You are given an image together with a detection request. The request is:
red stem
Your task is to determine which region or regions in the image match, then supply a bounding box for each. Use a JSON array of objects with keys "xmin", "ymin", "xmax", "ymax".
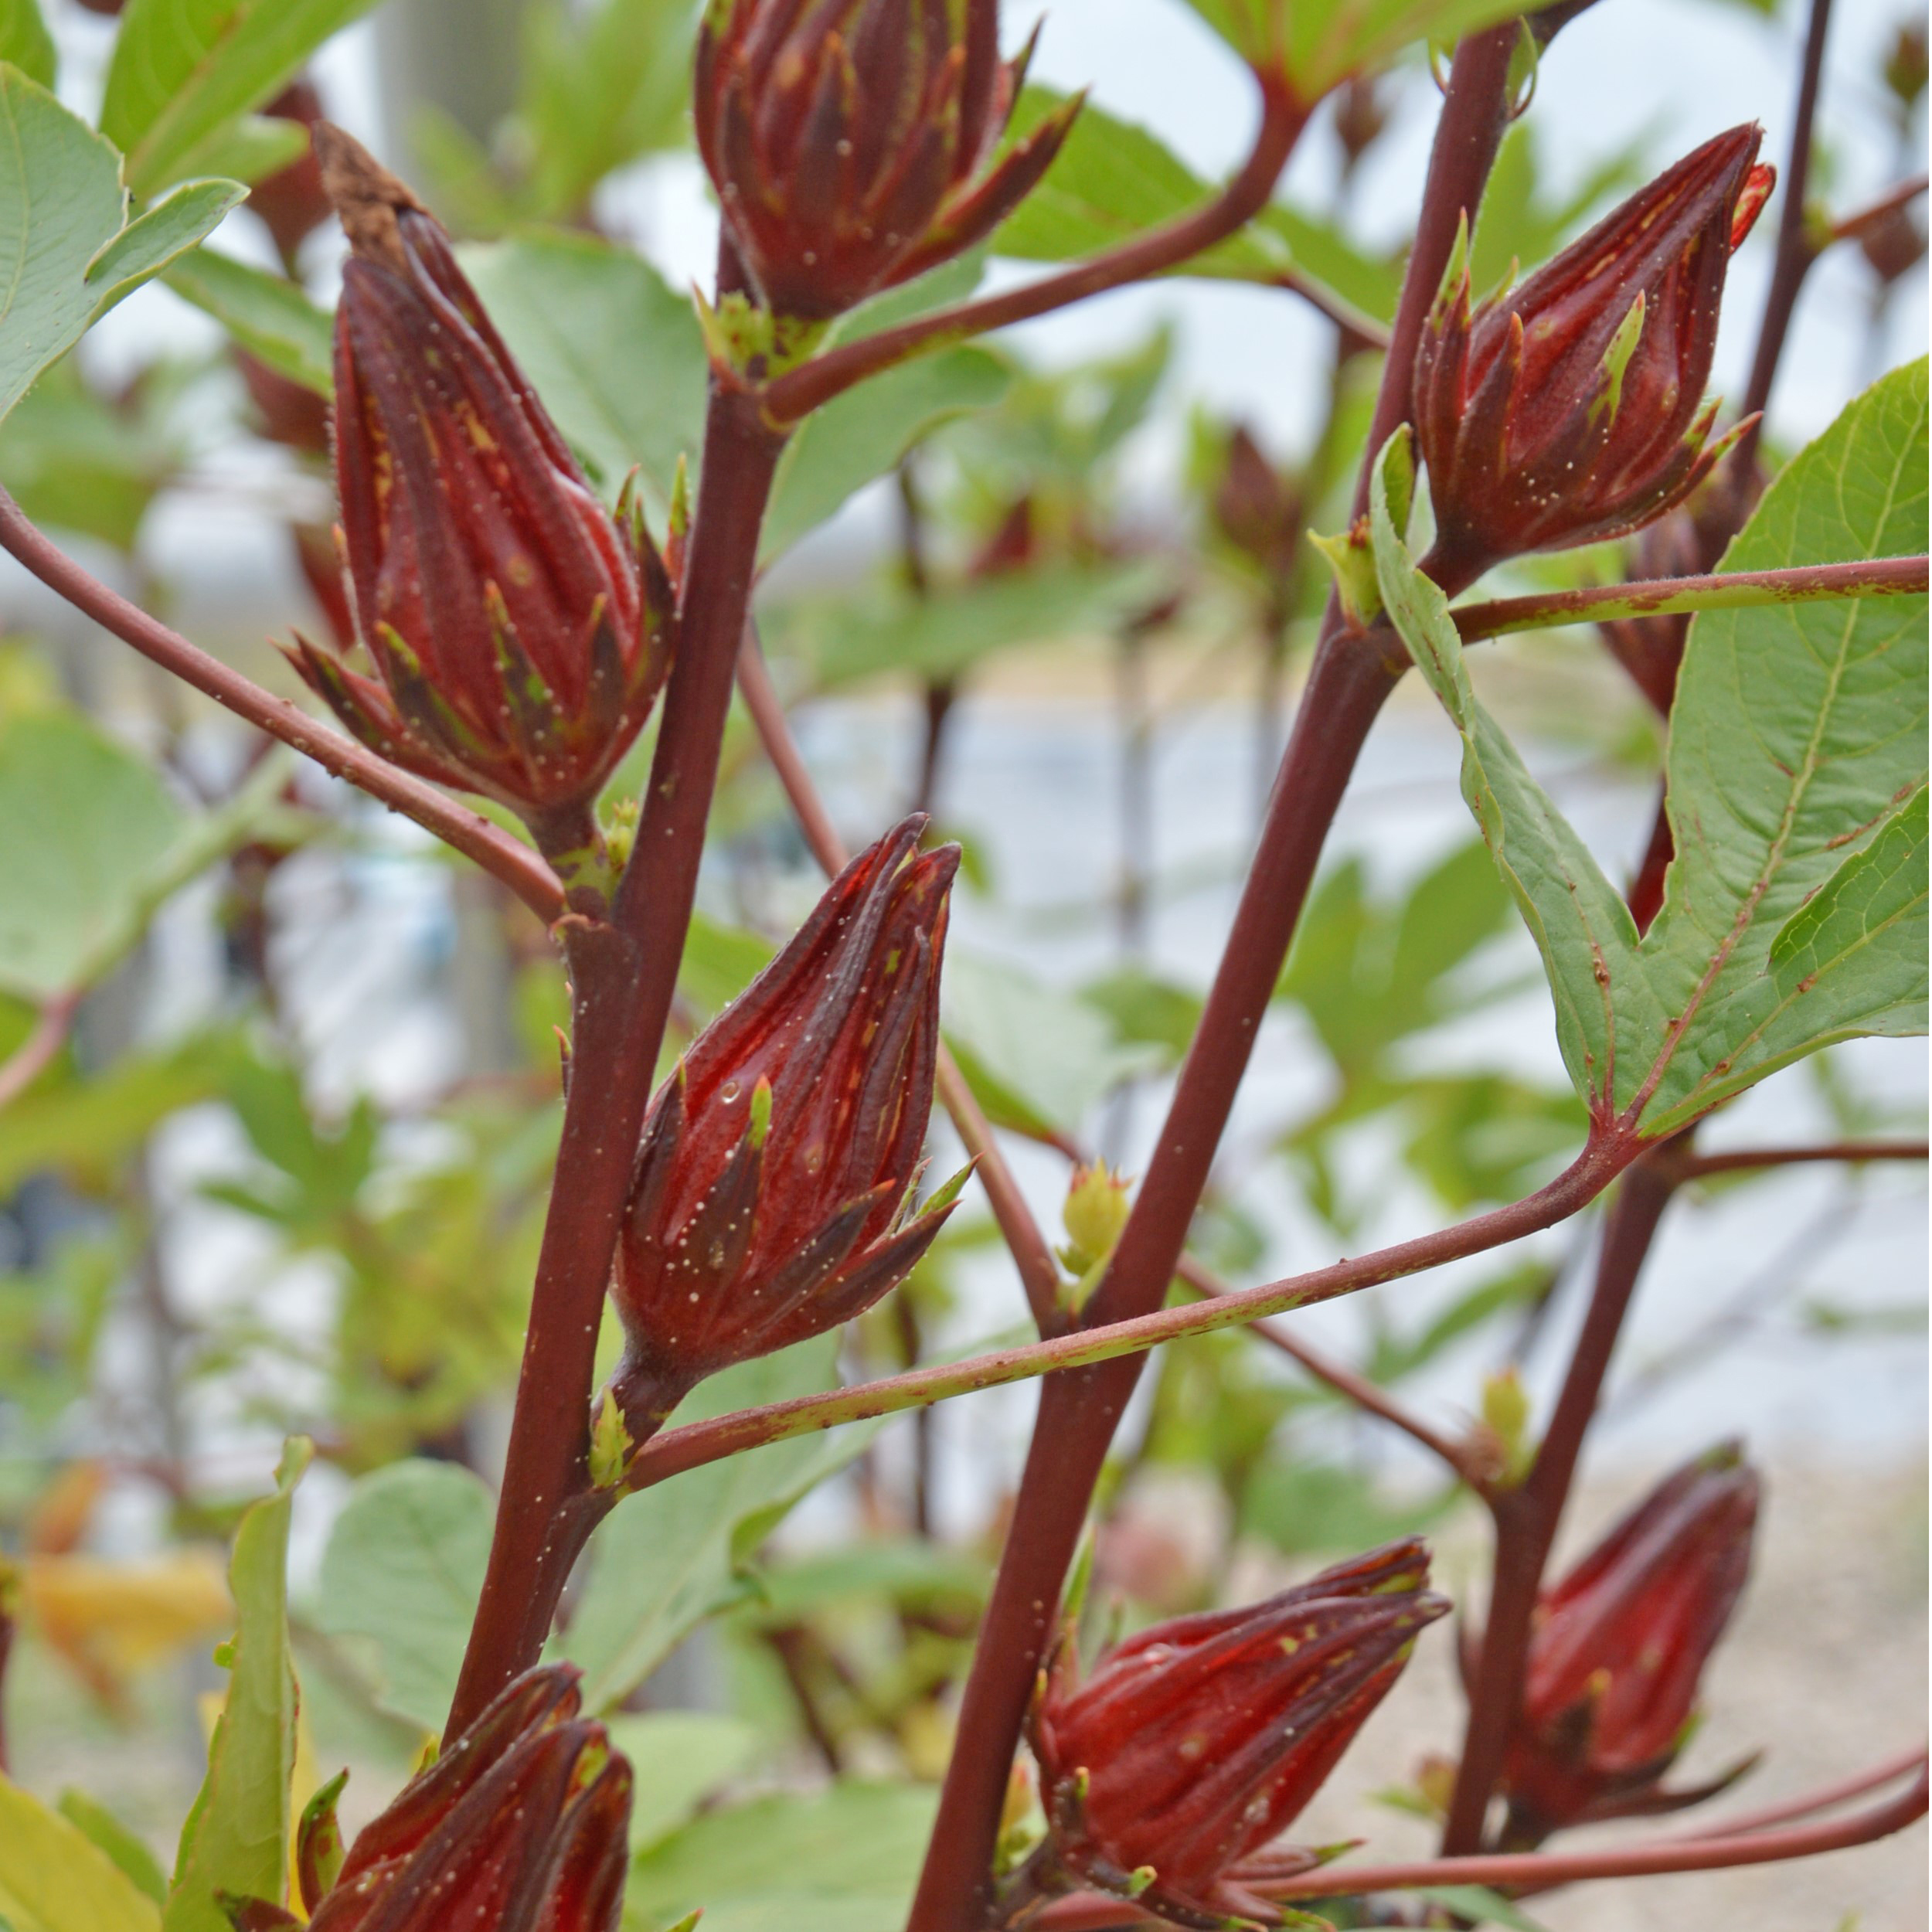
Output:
[
  {"xmin": 1736, "ymin": 0, "xmax": 1836, "ymax": 470},
  {"xmin": 902, "ymin": 32, "xmax": 1523, "ymax": 1925},
  {"xmin": 0, "ymin": 491, "xmax": 566, "ymax": 927},
  {"xmin": 1453, "ymin": 555, "xmax": 1929, "ymax": 641},
  {"xmin": 760, "ymin": 82, "xmax": 1308, "ymax": 427},
  {"xmin": 735, "ymin": 627, "xmax": 1066, "ymax": 1333},
  {"xmin": 1678, "ymin": 1139, "xmax": 1927, "ymax": 1177},
  {"xmin": 443, "ymin": 389, "xmax": 787, "ymax": 1738},
  {"xmin": 621, "ymin": 1140, "xmax": 1633, "ymax": 1491},
  {"xmin": 1440, "ymin": 1150, "xmax": 1682, "ymax": 1852},
  {"xmin": 1828, "ymin": 172, "xmax": 1928, "ymax": 243}
]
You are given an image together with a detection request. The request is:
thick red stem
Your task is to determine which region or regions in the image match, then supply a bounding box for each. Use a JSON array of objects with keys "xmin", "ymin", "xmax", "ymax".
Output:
[{"xmin": 442, "ymin": 387, "xmax": 786, "ymax": 1738}]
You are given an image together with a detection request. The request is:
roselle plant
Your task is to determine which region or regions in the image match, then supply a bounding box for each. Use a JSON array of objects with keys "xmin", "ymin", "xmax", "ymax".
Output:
[{"xmin": 0, "ymin": 2, "xmax": 1921, "ymax": 1932}]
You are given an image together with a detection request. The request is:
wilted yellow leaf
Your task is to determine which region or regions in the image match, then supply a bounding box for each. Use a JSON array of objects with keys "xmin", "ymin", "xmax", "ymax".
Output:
[
  {"xmin": 23, "ymin": 1549, "xmax": 231, "ymax": 1712},
  {"xmin": 0, "ymin": 1774, "xmax": 159, "ymax": 1931}
]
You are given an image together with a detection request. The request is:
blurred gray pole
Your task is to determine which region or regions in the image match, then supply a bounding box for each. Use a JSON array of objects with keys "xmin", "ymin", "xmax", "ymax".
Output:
[{"xmin": 373, "ymin": 0, "xmax": 529, "ymax": 180}]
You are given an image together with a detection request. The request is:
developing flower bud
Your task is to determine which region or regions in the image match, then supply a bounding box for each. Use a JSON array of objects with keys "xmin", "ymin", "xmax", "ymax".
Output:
[
  {"xmin": 694, "ymin": 0, "xmax": 1080, "ymax": 324},
  {"xmin": 1029, "ymin": 1540, "xmax": 1448, "ymax": 1927},
  {"xmin": 1495, "ymin": 1442, "xmax": 1760, "ymax": 1845},
  {"xmin": 226, "ymin": 1666, "xmax": 630, "ymax": 1932},
  {"xmin": 610, "ymin": 817, "xmax": 962, "ymax": 1423},
  {"xmin": 1413, "ymin": 126, "xmax": 1774, "ymax": 580},
  {"xmin": 288, "ymin": 128, "xmax": 674, "ymax": 898}
]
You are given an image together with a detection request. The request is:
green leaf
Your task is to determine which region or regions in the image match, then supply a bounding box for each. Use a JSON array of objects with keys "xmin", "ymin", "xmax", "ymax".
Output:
[
  {"xmin": 679, "ymin": 912, "xmax": 775, "ymax": 1020},
  {"xmin": 458, "ymin": 232, "xmax": 706, "ymax": 514},
  {"xmin": 518, "ymin": 0, "xmax": 693, "ymax": 223},
  {"xmin": 100, "ymin": 0, "xmax": 377, "ymax": 197},
  {"xmin": 311, "ymin": 1458, "xmax": 494, "ymax": 1736},
  {"xmin": 602, "ymin": 1712, "xmax": 759, "ymax": 1852},
  {"xmin": 1636, "ymin": 359, "xmax": 1930, "ymax": 1131},
  {"xmin": 1179, "ymin": 0, "xmax": 1527, "ymax": 96},
  {"xmin": 995, "ymin": 89, "xmax": 1398, "ymax": 325},
  {"xmin": 165, "ymin": 247, "xmax": 333, "ymax": 394},
  {"xmin": 770, "ymin": 557, "xmax": 1167, "ymax": 692},
  {"xmin": 1371, "ymin": 359, "xmax": 1930, "ymax": 1138},
  {"xmin": 761, "ymin": 345, "xmax": 1011, "ymax": 564},
  {"xmin": 942, "ymin": 950, "xmax": 1165, "ymax": 1140},
  {"xmin": 0, "ymin": 0, "xmax": 53, "ymax": 89},
  {"xmin": 164, "ymin": 1437, "xmax": 310, "ymax": 1932},
  {"xmin": 56, "ymin": 1793, "xmax": 168, "ymax": 1906},
  {"xmin": 179, "ymin": 114, "xmax": 307, "ymax": 189},
  {"xmin": 560, "ymin": 1336, "xmax": 887, "ymax": 1712},
  {"xmin": 0, "ymin": 69, "xmax": 242, "ymax": 429},
  {"xmin": 1417, "ymin": 1886, "xmax": 1554, "ymax": 1932},
  {"xmin": 0, "ymin": 717, "xmax": 305, "ymax": 1001},
  {"xmin": 1240, "ymin": 1454, "xmax": 1456, "ymax": 1556},
  {"xmin": 624, "ymin": 1783, "xmax": 938, "ymax": 1932},
  {"xmin": 0, "ymin": 1779, "xmax": 160, "ymax": 1932},
  {"xmin": 0, "ymin": 358, "xmax": 181, "ymax": 549}
]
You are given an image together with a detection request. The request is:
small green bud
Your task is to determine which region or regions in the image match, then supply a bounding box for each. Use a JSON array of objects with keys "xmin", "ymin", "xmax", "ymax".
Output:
[
  {"xmin": 1481, "ymin": 1367, "xmax": 1535, "ymax": 1485},
  {"xmin": 1308, "ymin": 516, "xmax": 1383, "ymax": 630},
  {"xmin": 588, "ymin": 1386, "xmax": 635, "ymax": 1492},
  {"xmin": 1061, "ymin": 1162, "xmax": 1132, "ymax": 1274}
]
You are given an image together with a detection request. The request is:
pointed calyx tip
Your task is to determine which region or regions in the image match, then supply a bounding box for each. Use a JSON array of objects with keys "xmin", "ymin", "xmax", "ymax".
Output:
[{"xmin": 313, "ymin": 122, "xmax": 432, "ymax": 270}]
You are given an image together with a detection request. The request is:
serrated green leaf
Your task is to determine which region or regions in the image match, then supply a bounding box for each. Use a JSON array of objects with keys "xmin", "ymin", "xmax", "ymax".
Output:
[
  {"xmin": 0, "ymin": 70, "xmax": 242, "ymax": 428},
  {"xmin": 458, "ymin": 232, "xmax": 706, "ymax": 513},
  {"xmin": 311, "ymin": 1458, "xmax": 495, "ymax": 1736},
  {"xmin": 165, "ymin": 246, "xmax": 333, "ymax": 393},
  {"xmin": 164, "ymin": 1437, "xmax": 309, "ymax": 1932},
  {"xmin": 560, "ymin": 1335, "xmax": 887, "ymax": 1712},
  {"xmin": 0, "ymin": 0, "xmax": 53, "ymax": 89},
  {"xmin": 1372, "ymin": 359, "xmax": 1930, "ymax": 1138},
  {"xmin": 0, "ymin": 1779, "xmax": 159, "ymax": 1932},
  {"xmin": 100, "ymin": 0, "xmax": 376, "ymax": 197},
  {"xmin": 1634, "ymin": 358, "xmax": 1930, "ymax": 1131}
]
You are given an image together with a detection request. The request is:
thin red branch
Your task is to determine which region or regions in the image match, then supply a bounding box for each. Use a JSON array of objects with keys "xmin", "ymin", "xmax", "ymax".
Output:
[
  {"xmin": 0, "ymin": 490, "xmax": 566, "ymax": 927},
  {"xmin": 1453, "ymin": 555, "xmax": 1929, "ymax": 642},
  {"xmin": 1173, "ymin": 1253, "xmax": 1497, "ymax": 1494},
  {"xmin": 760, "ymin": 82, "xmax": 1308, "ymax": 427},
  {"xmin": 1736, "ymin": 0, "xmax": 1836, "ymax": 468},
  {"xmin": 1828, "ymin": 172, "xmax": 1928, "ymax": 244},
  {"xmin": 1678, "ymin": 1139, "xmax": 1928, "ymax": 1179},
  {"xmin": 0, "ymin": 993, "xmax": 78, "ymax": 1112},
  {"xmin": 735, "ymin": 627, "xmax": 1066, "ymax": 1333},
  {"xmin": 624, "ymin": 1138, "xmax": 1629, "ymax": 1501},
  {"xmin": 1033, "ymin": 1753, "xmax": 1928, "ymax": 1927},
  {"xmin": 1442, "ymin": 1151, "xmax": 1682, "ymax": 1853}
]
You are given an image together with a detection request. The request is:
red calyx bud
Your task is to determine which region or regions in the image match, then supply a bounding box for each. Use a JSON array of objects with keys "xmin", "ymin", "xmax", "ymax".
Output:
[
  {"xmin": 223, "ymin": 1666, "xmax": 630, "ymax": 1932},
  {"xmin": 1211, "ymin": 423, "xmax": 1302, "ymax": 584},
  {"xmin": 611, "ymin": 815, "xmax": 960, "ymax": 1418},
  {"xmin": 247, "ymin": 81, "xmax": 333, "ymax": 274},
  {"xmin": 1413, "ymin": 126, "xmax": 1774, "ymax": 580},
  {"xmin": 289, "ymin": 128, "xmax": 673, "ymax": 878},
  {"xmin": 695, "ymin": 0, "xmax": 1080, "ymax": 321},
  {"xmin": 1498, "ymin": 1442, "xmax": 1760, "ymax": 1843},
  {"xmin": 1030, "ymin": 1540, "xmax": 1448, "ymax": 1928}
]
